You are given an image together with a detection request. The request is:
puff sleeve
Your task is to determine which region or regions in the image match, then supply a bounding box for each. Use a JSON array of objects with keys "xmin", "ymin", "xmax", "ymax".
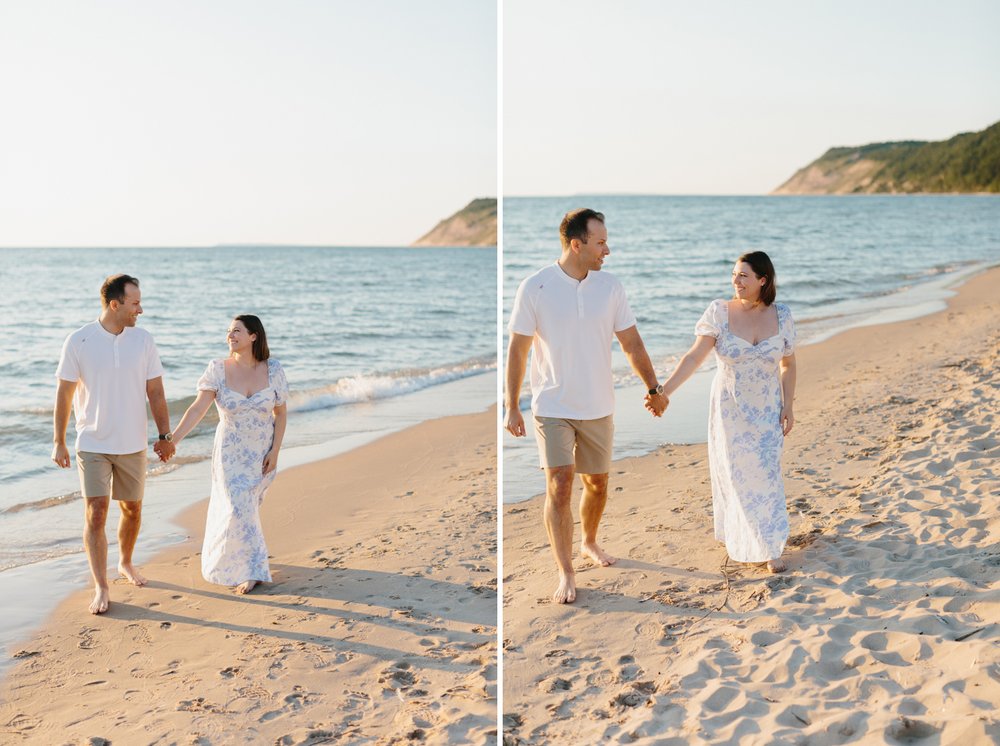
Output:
[
  {"xmin": 197, "ymin": 360, "xmax": 221, "ymax": 392},
  {"xmin": 695, "ymin": 300, "xmax": 724, "ymax": 338},
  {"xmin": 780, "ymin": 304, "xmax": 796, "ymax": 357},
  {"xmin": 271, "ymin": 360, "xmax": 289, "ymax": 406}
]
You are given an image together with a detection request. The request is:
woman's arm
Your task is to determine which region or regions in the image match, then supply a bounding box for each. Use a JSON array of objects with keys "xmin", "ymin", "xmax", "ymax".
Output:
[
  {"xmin": 779, "ymin": 353, "xmax": 796, "ymax": 435},
  {"xmin": 171, "ymin": 390, "xmax": 216, "ymax": 443},
  {"xmin": 662, "ymin": 335, "xmax": 716, "ymax": 397},
  {"xmin": 263, "ymin": 403, "xmax": 287, "ymax": 475}
]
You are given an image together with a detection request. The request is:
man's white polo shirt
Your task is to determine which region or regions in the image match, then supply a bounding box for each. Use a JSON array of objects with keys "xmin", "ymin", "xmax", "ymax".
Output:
[
  {"xmin": 56, "ymin": 321, "xmax": 164, "ymax": 454},
  {"xmin": 508, "ymin": 263, "xmax": 636, "ymax": 420}
]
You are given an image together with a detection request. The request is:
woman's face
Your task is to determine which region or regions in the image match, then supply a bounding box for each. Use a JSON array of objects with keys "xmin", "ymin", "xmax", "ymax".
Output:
[
  {"xmin": 732, "ymin": 261, "xmax": 765, "ymax": 302},
  {"xmin": 227, "ymin": 320, "xmax": 256, "ymax": 354}
]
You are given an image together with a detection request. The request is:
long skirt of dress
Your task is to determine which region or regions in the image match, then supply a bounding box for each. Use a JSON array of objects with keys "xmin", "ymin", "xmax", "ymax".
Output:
[
  {"xmin": 707, "ymin": 358, "xmax": 789, "ymax": 563},
  {"xmin": 201, "ymin": 422, "xmax": 275, "ymax": 585}
]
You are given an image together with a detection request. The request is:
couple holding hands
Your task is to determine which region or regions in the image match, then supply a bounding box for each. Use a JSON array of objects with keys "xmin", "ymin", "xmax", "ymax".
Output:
[
  {"xmin": 52, "ymin": 274, "xmax": 288, "ymax": 613},
  {"xmin": 505, "ymin": 209, "xmax": 797, "ymax": 604}
]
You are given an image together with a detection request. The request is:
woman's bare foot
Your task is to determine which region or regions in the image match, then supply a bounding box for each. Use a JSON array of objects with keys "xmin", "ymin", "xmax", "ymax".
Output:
[
  {"xmin": 235, "ymin": 580, "xmax": 258, "ymax": 595},
  {"xmin": 552, "ymin": 573, "xmax": 576, "ymax": 604},
  {"xmin": 581, "ymin": 541, "xmax": 616, "ymax": 567},
  {"xmin": 89, "ymin": 587, "xmax": 110, "ymax": 614},
  {"xmin": 118, "ymin": 562, "xmax": 147, "ymax": 586},
  {"xmin": 766, "ymin": 558, "xmax": 787, "ymax": 573}
]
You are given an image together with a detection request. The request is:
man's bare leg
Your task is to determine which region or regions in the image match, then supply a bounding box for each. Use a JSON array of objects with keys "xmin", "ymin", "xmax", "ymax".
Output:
[
  {"xmin": 117, "ymin": 500, "xmax": 147, "ymax": 586},
  {"xmin": 84, "ymin": 496, "xmax": 111, "ymax": 614},
  {"xmin": 544, "ymin": 465, "xmax": 577, "ymax": 603},
  {"xmin": 579, "ymin": 472, "xmax": 616, "ymax": 566}
]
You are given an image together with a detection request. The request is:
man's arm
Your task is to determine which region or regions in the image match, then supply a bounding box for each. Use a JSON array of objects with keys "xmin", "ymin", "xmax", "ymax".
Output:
[
  {"xmin": 504, "ymin": 333, "xmax": 533, "ymax": 437},
  {"xmin": 615, "ymin": 325, "xmax": 668, "ymax": 416},
  {"xmin": 146, "ymin": 376, "xmax": 175, "ymax": 461},
  {"xmin": 51, "ymin": 379, "xmax": 77, "ymax": 468}
]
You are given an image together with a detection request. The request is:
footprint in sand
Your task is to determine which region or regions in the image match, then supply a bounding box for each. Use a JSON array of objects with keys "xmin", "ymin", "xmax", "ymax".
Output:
[
  {"xmin": 885, "ymin": 716, "xmax": 939, "ymax": 741},
  {"xmin": 78, "ymin": 628, "xmax": 99, "ymax": 650},
  {"xmin": 379, "ymin": 661, "xmax": 417, "ymax": 690}
]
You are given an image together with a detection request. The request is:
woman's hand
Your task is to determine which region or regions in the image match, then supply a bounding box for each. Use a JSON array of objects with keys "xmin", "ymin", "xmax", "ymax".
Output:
[
  {"xmin": 262, "ymin": 449, "xmax": 278, "ymax": 475},
  {"xmin": 780, "ymin": 405, "xmax": 794, "ymax": 436}
]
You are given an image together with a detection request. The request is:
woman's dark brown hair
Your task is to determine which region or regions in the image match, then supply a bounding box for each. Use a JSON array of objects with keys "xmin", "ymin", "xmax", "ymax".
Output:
[
  {"xmin": 736, "ymin": 251, "xmax": 777, "ymax": 306},
  {"xmin": 234, "ymin": 314, "xmax": 270, "ymax": 361}
]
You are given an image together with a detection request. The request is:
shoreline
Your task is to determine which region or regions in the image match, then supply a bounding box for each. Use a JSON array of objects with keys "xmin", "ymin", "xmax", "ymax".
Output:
[
  {"xmin": 1, "ymin": 402, "xmax": 497, "ymax": 743},
  {"xmin": 0, "ymin": 372, "xmax": 495, "ymax": 666},
  {"xmin": 502, "ymin": 266, "xmax": 1000, "ymax": 742},
  {"xmin": 503, "ymin": 260, "xmax": 996, "ymax": 504}
]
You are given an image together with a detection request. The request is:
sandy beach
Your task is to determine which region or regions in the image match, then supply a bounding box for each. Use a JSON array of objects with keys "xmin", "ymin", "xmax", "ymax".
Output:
[
  {"xmin": 502, "ymin": 267, "xmax": 1000, "ymax": 744},
  {"xmin": 0, "ymin": 408, "xmax": 497, "ymax": 745}
]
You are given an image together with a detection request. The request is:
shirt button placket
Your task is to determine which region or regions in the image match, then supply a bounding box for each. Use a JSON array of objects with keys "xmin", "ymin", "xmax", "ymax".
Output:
[{"xmin": 577, "ymin": 285, "xmax": 584, "ymax": 319}]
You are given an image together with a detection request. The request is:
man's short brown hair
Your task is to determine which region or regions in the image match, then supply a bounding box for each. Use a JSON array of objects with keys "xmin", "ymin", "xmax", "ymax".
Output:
[
  {"xmin": 559, "ymin": 208, "xmax": 605, "ymax": 250},
  {"xmin": 100, "ymin": 274, "xmax": 140, "ymax": 307}
]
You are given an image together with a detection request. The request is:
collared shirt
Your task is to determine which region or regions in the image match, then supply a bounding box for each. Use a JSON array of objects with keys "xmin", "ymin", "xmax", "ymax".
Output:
[
  {"xmin": 508, "ymin": 262, "xmax": 636, "ymax": 420},
  {"xmin": 56, "ymin": 320, "xmax": 164, "ymax": 454}
]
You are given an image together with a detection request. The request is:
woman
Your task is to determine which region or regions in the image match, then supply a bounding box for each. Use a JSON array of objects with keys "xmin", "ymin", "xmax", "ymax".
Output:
[
  {"xmin": 658, "ymin": 251, "xmax": 796, "ymax": 572},
  {"xmin": 172, "ymin": 314, "xmax": 289, "ymax": 593}
]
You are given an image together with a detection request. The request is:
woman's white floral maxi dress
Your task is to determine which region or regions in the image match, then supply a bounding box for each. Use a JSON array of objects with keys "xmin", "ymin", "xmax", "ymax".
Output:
[
  {"xmin": 696, "ymin": 300, "xmax": 795, "ymax": 562},
  {"xmin": 196, "ymin": 358, "xmax": 289, "ymax": 585}
]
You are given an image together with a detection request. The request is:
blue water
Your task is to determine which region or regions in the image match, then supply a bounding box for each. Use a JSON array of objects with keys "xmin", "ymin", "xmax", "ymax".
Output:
[
  {"xmin": 502, "ymin": 195, "xmax": 1000, "ymax": 501},
  {"xmin": 0, "ymin": 246, "xmax": 497, "ymax": 568}
]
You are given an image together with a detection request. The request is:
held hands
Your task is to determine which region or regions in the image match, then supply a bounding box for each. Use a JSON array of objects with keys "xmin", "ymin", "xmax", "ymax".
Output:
[
  {"xmin": 644, "ymin": 392, "xmax": 669, "ymax": 418},
  {"xmin": 153, "ymin": 439, "xmax": 176, "ymax": 463},
  {"xmin": 505, "ymin": 407, "xmax": 526, "ymax": 437},
  {"xmin": 262, "ymin": 449, "xmax": 278, "ymax": 475},
  {"xmin": 51, "ymin": 443, "xmax": 71, "ymax": 468},
  {"xmin": 780, "ymin": 406, "xmax": 794, "ymax": 436}
]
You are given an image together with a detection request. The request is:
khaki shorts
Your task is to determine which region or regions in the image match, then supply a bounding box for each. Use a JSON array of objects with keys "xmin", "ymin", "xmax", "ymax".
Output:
[
  {"xmin": 534, "ymin": 415, "xmax": 614, "ymax": 474},
  {"xmin": 77, "ymin": 450, "xmax": 147, "ymax": 502}
]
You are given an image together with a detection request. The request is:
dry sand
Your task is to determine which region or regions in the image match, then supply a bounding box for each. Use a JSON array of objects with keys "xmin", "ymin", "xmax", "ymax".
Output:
[
  {"xmin": 1, "ymin": 408, "xmax": 497, "ymax": 745},
  {"xmin": 503, "ymin": 268, "xmax": 1000, "ymax": 744}
]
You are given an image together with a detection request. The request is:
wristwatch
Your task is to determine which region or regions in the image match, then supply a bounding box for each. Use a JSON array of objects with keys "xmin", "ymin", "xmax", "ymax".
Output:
[
  {"xmin": 158, "ymin": 432, "xmax": 173, "ymax": 442},
  {"xmin": 648, "ymin": 384, "xmax": 664, "ymax": 396}
]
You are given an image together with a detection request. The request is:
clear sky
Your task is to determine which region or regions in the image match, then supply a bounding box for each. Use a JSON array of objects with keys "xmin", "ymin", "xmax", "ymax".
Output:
[
  {"xmin": 504, "ymin": 0, "xmax": 1000, "ymax": 196},
  {"xmin": 0, "ymin": 1, "xmax": 496, "ymax": 247}
]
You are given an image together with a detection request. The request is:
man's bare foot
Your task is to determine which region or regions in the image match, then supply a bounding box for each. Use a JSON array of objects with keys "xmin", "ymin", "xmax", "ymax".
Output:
[
  {"xmin": 552, "ymin": 574, "xmax": 576, "ymax": 604},
  {"xmin": 89, "ymin": 587, "xmax": 110, "ymax": 615},
  {"xmin": 118, "ymin": 562, "xmax": 147, "ymax": 586},
  {"xmin": 766, "ymin": 558, "xmax": 787, "ymax": 573},
  {"xmin": 581, "ymin": 542, "xmax": 616, "ymax": 567},
  {"xmin": 235, "ymin": 580, "xmax": 258, "ymax": 595}
]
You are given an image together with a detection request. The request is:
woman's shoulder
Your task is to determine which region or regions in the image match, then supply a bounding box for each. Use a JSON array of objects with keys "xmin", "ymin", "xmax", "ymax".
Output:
[
  {"xmin": 774, "ymin": 301, "xmax": 792, "ymax": 315},
  {"xmin": 267, "ymin": 358, "xmax": 285, "ymax": 373}
]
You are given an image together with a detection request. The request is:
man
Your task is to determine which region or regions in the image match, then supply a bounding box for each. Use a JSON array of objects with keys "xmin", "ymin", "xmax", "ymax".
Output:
[
  {"xmin": 505, "ymin": 209, "xmax": 668, "ymax": 604},
  {"xmin": 51, "ymin": 274, "xmax": 175, "ymax": 614}
]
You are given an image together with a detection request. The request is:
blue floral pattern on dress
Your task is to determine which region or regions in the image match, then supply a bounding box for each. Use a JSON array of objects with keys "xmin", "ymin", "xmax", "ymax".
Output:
[
  {"xmin": 696, "ymin": 300, "xmax": 795, "ymax": 562},
  {"xmin": 196, "ymin": 358, "xmax": 289, "ymax": 585}
]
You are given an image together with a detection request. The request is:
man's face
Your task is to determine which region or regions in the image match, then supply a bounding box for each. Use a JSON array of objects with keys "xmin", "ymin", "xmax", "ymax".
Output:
[
  {"xmin": 111, "ymin": 283, "xmax": 143, "ymax": 326},
  {"xmin": 577, "ymin": 219, "xmax": 609, "ymax": 271}
]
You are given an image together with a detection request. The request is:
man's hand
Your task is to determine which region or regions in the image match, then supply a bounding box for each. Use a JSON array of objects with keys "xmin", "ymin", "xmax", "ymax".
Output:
[
  {"xmin": 643, "ymin": 392, "xmax": 669, "ymax": 417},
  {"xmin": 51, "ymin": 443, "xmax": 71, "ymax": 468},
  {"xmin": 153, "ymin": 440, "xmax": 176, "ymax": 462},
  {"xmin": 505, "ymin": 407, "xmax": 526, "ymax": 437}
]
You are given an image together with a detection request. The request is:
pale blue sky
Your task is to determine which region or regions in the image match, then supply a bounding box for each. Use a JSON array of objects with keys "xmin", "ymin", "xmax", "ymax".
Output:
[
  {"xmin": 504, "ymin": 0, "xmax": 1000, "ymax": 195},
  {"xmin": 0, "ymin": 1, "xmax": 496, "ymax": 246}
]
